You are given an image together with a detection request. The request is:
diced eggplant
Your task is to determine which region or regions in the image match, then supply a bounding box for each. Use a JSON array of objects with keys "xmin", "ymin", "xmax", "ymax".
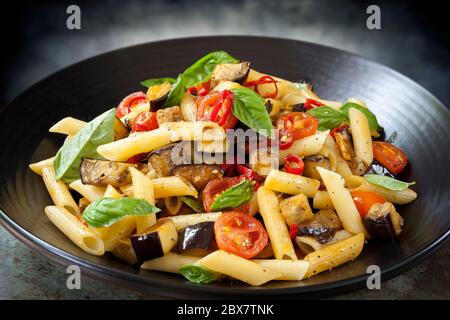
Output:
[
  {"xmin": 364, "ymin": 202, "xmax": 404, "ymax": 241},
  {"xmin": 114, "ymin": 117, "xmax": 129, "ymax": 140},
  {"xmin": 177, "ymin": 221, "xmax": 215, "ymax": 256},
  {"xmin": 210, "ymin": 61, "xmax": 251, "ymax": 88},
  {"xmin": 147, "ymin": 143, "xmax": 185, "ymax": 177},
  {"xmin": 156, "ymin": 106, "xmax": 183, "ymax": 126},
  {"xmin": 265, "ymin": 100, "xmax": 273, "ymax": 114},
  {"xmin": 170, "ymin": 164, "xmax": 223, "ymax": 190},
  {"xmin": 146, "ymin": 81, "xmax": 172, "ymax": 111},
  {"xmin": 80, "ymin": 158, "xmax": 134, "ymax": 187},
  {"xmin": 303, "ymin": 155, "xmax": 331, "ymax": 180},
  {"xmin": 291, "ymin": 103, "xmax": 306, "ymax": 112},
  {"xmin": 365, "ymin": 160, "xmax": 395, "ymax": 179},
  {"xmin": 298, "ymin": 209, "xmax": 343, "ymax": 244},
  {"xmin": 334, "ymin": 129, "xmax": 353, "ymax": 161},
  {"xmin": 280, "ymin": 194, "xmax": 314, "ymax": 225},
  {"xmin": 131, "ymin": 219, "xmax": 178, "ymax": 263}
]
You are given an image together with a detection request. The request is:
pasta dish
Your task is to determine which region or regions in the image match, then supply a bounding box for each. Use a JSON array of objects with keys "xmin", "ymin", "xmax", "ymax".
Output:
[{"xmin": 29, "ymin": 51, "xmax": 417, "ymax": 286}]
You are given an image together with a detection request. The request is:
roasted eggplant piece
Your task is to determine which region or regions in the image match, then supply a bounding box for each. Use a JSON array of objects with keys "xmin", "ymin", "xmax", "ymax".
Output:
[
  {"xmin": 156, "ymin": 105, "xmax": 183, "ymax": 126},
  {"xmin": 334, "ymin": 128, "xmax": 353, "ymax": 161},
  {"xmin": 177, "ymin": 222, "xmax": 215, "ymax": 256},
  {"xmin": 291, "ymin": 103, "xmax": 306, "ymax": 112},
  {"xmin": 364, "ymin": 202, "xmax": 404, "ymax": 241},
  {"xmin": 80, "ymin": 158, "xmax": 134, "ymax": 187},
  {"xmin": 146, "ymin": 81, "xmax": 172, "ymax": 111},
  {"xmin": 114, "ymin": 117, "xmax": 129, "ymax": 140},
  {"xmin": 170, "ymin": 164, "xmax": 223, "ymax": 190},
  {"xmin": 365, "ymin": 160, "xmax": 395, "ymax": 179},
  {"xmin": 303, "ymin": 155, "xmax": 331, "ymax": 180},
  {"xmin": 131, "ymin": 219, "xmax": 178, "ymax": 263},
  {"xmin": 210, "ymin": 61, "xmax": 250, "ymax": 88},
  {"xmin": 298, "ymin": 209, "xmax": 343, "ymax": 244},
  {"xmin": 147, "ymin": 142, "xmax": 189, "ymax": 177}
]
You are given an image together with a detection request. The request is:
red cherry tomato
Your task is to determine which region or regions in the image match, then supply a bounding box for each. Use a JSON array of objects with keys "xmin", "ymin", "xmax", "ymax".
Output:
[
  {"xmin": 203, "ymin": 177, "xmax": 249, "ymax": 213},
  {"xmin": 351, "ymin": 190, "xmax": 385, "ymax": 218},
  {"xmin": 280, "ymin": 112, "xmax": 319, "ymax": 140},
  {"xmin": 131, "ymin": 111, "xmax": 158, "ymax": 132},
  {"xmin": 196, "ymin": 90, "xmax": 238, "ymax": 129},
  {"xmin": 214, "ymin": 211, "xmax": 269, "ymax": 259},
  {"xmin": 116, "ymin": 92, "xmax": 148, "ymax": 118},
  {"xmin": 373, "ymin": 141, "xmax": 408, "ymax": 175}
]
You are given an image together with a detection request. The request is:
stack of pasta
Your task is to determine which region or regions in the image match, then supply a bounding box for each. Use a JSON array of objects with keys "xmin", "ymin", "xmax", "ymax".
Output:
[{"xmin": 29, "ymin": 51, "xmax": 417, "ymax": 286}]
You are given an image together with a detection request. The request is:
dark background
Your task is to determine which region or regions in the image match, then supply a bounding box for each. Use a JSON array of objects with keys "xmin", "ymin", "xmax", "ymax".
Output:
[
  {"xmin": 0, "ymin": 0, "xmax": 449, "ymax": 299},
  {"xmin": 1, "ymin": 0, "xmax": 449, "ymax": 108}
]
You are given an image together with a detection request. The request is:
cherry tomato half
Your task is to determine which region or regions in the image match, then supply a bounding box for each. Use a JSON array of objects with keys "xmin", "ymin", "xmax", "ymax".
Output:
[
  {"xmin": 214, "ymin": 211, "xmax": 269, "ymax": 259},
  {"xmin": 203, "ymin": 177, "xmax": 250, "ymax": 213},
  {"xmin": 116, "ymin": 92, "xmax": 148, "ymax": 118},
  {"xmin": 282, "ymin": 112, "xmax": 319, "ymax": 140},
  {"xmin": 373, "ymin": 141, "xmax": 408, "ymax": 175},
  {"xmin": 351, "ymin": 190, "xmax": 385, "ymax": 218},
  {"xmin": 196, "ymin": 90, "xmax": 238, "ymax": 129},
  {"xmin": 131, "ymin": 111, "xmax": 158, "ymax": 132}
]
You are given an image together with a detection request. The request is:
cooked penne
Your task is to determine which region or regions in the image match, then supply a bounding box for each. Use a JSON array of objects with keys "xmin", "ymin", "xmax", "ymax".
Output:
[
  {"xmin": 69, "ymin": 179, "xmax": 105, "ymax": 203},
  {"xmin": 303, "ymin": 233, "xmax": 365, "ymax": 278},
  {"xmin": 257, "ymin": 187, "xmax": 297, "ymax": 260},
  {"xmin": 141, "ymin": 253, "xmax": 199, "ymax": 273},
  {"xmin": 180, "ymin": 93, "xmax": 197, "ymax": 122},
  {"xmin": 49, "ymin": 117, "xmax": 86, "ymax": 136},
  {"xmin": 159, "ymin": 121, "xmax": 226, "ymax": 142},
  {"xmin": 152, "ymin": 176, "xmax": 198, "ymax": 198},
  {"xmin": 29, "ymin": 157, "xmax": 55, "ymax": 176},
  {"xmin": 349, "ymin": 108, "xmax": 373, "ymax": 166},
  {"xmin": 264, "ymin": 169, "xmax": 320, "ymax": 198},
  {"xmin": 196, "ymin": 250, "xmax": 281, "ymax": 286},
  {"xmin": 41, "ymin": 167, "xmax": 79, "ymax": 216},
  {"xmin": 295, "ymin": 230, "xmax": 354, "ymax": 255},
  {"xmin": 103, "ymin": 184, "xmax": 123, "ymax": 198},
  {"xmin": 45, "ymin": 206, "xmax": 104, "ymax": 255},
  {"xmin": 317, "ymin": 167, "xmax": 369, "ymax": 237},
  {"xmin": 129, "ymin": 167, "xmax": 156, "ymax": 233},
  {"xmin": 313, "ymin": 190, "xmax": 335, "ymax": 210},
  {"xmin": 168, "ymin": 212, "xmax": 222, "ymax": 231},
  {"xmin": 279, "ymin": 130, "xmax": 330, "ymax": 161},
  {"xmin": 97, "ymin": 127, "xmax": 172, "ymax": 161},
  {"xmin": 98, "ymin": 217, "xmax": 136, "ymax": 251},
  {"xmin": 252, "ymin": 260, "xmax": 309, "ymax": 280}
]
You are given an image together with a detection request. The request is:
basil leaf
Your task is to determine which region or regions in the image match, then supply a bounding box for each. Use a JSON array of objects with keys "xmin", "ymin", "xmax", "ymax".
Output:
[
  {"xmin": 364, "ymin": 174, "xmax": 415, "ymax": 191},
  {"xmin": 53, "ymin": 108, "xmax": 116, "ymax": 183},
  {"xmin": 307, "ymin": 106, "xmax": 345, "ymax": 131},
  {"xmin": 210, "ymin": 179, "xmax": 254, "ymax": 212},
  {"xmin": 231, "ymin": 87, "xmax": 274, "ymax": 138},
  {"xmin": 179, "ymin": 265, "xmax": 220, "ymax": 284},
  {"xmin": 181, "ymin": 196, "xmax": 204, "ymax": 213},
  {"xmin": 82, "ymin": 197, "xmax": 160, "ymax": 228},
  {"xmin": 140, "ymin": 77, "xmax": 176, "ymax": 88},
  {"xmin": 340, "ymin": 102, "xmax": 380, "ymax": 131},
  {"xmin": 162, "ymin": 51, "xmax": 238, "ymax": 107}
]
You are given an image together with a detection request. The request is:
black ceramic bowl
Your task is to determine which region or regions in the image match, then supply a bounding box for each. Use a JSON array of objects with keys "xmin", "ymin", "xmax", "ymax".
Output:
[{"xmin": 0, "ymin": 36, "xmax": 449, "ymax": 298}]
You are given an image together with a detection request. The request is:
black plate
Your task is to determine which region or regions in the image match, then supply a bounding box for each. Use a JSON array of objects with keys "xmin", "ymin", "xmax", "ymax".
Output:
[{"xmin": 1, "ymin": 36, "xmax": 449, "ymax": 298}]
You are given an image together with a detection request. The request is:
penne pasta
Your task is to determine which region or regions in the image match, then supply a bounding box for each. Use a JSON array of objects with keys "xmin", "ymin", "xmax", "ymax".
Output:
[
  {"xmin": 29, "ymin": 157, "xmax": 55, "ymax": 176},
  {"xmin": 168, "ymin": 212, "xmax": 222, "ymax": 231},
  {"xmin": 69, "ymin": 179, "xmax": 105, "ymax": 203},
  {"xmin": 264, "ymin": 169, "xmax": 321, "ymax": 198},
  {"xmin": 141, "ymin": 253, "xmax": 199, "ymax": 273},
  {"xmin": 45, "ymin": 206, "xmax": 105, "ymax": 255},
  {"xmin": 129, "ymin": 167, "xmax": 156, "ymax": 233},
  {"xmin": 295, "ymin": 230, "xmax": 354, "ymax": 255},
  {"xmin": 279, "ymin": 130, "xmax": 330, "ymax": 161},
  {"xmin": 180, "ymin": 93, "xmax": 197, "ymax": 122},
  {"xmin": 313, "ymin": 190, "xmax": 335, "ymax": 210},
  {"xmin": 257, "ymin": 187, "xmax": 297, "ymax": 260},
  {"xmin": 303, "ymin": 233, "xmax": 365, "ymax": 278},
  {"xmin": 152, "ymin": 176, "xmax": 198, "ymax": 198},
  {"xmin": 41, "ymin": 167, "xmax": 79, "ymax": 216},
  {"xmin": 196, "ymin": 250, "xmax": 281, "ymax": 286},
  {"xmin": 159, "ymin": 121, "xmax": 226, "ymax": 142},
  {"xmin": 97, "ymin": 127, "xmax": 172, "ymax": 161},
  {"xmin": 349, "ymin": 108, "xmax": 373, "ymax": 166},
  {"xmin": 49, "ymin": 117, "xmax": 86, "ymax": 136},
  {"xmin": 252, "ymin": 259, "xmax": 310, "ymax": 281}
]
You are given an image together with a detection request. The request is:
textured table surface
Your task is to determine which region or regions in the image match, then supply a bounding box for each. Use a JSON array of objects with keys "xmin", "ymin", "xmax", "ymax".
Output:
[{"xmin": 1, "ymin": 0, "xmax": 449, "ymax": 299}]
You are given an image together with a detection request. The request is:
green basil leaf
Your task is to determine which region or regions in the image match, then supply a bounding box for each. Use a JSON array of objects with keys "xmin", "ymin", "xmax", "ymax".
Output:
[
  {"xmin": 307, "ymin": 106, "xmax": 345, "ymax": 131},
  {"xmin": 179, "ymin": 265, "xmax": 220, "ymax": 284},
  {"xmin": 210, "ymin": 179, "xmax": 254, "ymax": 212},
  {"xmin": 140, "ymin": 77, "xmax": 176, "ymax": 88},
  {"xmin": 231, "ymin": 87, "xmax": 274, "ymax": 138},
  {"xmin": 82, "ymin": 197, "xmax": 160, "ymax": 228},
  {"xmin": 340, "ymin": 102, "xmax": 380, "ymax": 131},
  {"xmin": 181, "ymin": 196, "xmax": 204, "ymax": 213},
  {"xmin": 364, "ymin": 174, "xmax": 415, "ymax": 191},
  {"xmin": 162, "ymin": 51, "xmax": 238, "ymax": 107},
  {"xmin": 53, "ymin": 108, "xmax": 116, "ymax": 183}
]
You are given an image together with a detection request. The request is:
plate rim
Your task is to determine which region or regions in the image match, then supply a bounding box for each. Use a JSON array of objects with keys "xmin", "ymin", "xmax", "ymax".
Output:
[{"xmin": 1, "ymin": 35, "xmax": 450, "ymax": 297}]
